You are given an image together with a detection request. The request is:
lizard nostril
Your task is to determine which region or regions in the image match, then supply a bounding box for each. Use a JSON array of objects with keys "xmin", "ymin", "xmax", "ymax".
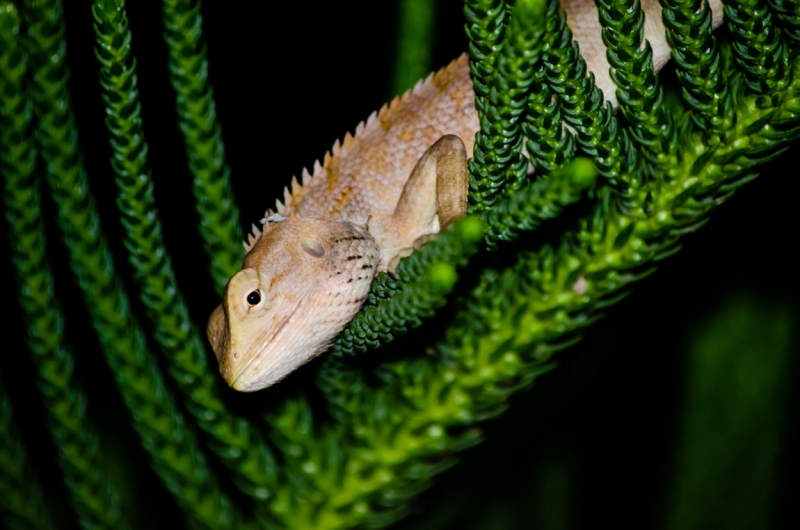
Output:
[{"xmin": 232, "ymin": 352, "xmax": 238, "ymax": 360}]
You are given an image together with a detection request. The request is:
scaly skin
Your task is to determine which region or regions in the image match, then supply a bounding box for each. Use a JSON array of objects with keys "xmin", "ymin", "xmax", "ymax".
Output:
[
  {"xmin": 209, "ymin": 135, "xmax": 469, "ymax": 391},
  {"xmin": 208, "ymin": 0, "xmax": 724, "ymax": 392}
]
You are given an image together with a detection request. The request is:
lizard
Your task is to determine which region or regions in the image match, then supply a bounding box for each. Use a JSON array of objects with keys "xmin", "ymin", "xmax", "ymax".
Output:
[{"xmin": 207, "ymin": 0, "xmax": 725, "ymax": 392}]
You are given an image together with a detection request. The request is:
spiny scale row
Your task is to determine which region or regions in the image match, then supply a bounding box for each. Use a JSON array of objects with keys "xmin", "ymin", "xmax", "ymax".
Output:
[{"xmin": 245, "ymin": 67, "xmax": 446, "ymax": 247}]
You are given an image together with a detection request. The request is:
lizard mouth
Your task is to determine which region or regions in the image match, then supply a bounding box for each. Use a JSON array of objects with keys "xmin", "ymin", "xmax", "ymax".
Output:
[{"xmin": 229, "ymin": 282, "xmax": 317, "ymax": 391}]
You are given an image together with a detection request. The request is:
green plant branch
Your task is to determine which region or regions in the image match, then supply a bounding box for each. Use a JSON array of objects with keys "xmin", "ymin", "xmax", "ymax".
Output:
[
  {"xmin": 444, "ymin": 69, "xmax": 799, "ymax": 401},
  {"xmin": 482, "ymin": 157, "xmax": 598, "ymax": 246},
  {"xmin": 725, "ymin": 0, "xmax": 789, "ymax": 95},
  {"xmin": 769, "ymin": 0, "xmax": 800, "ymax": 45},
  {"xmin": 1, "ymin": 6, "xmax": 123, "ymax": 527},
  {"xmin": 314, "ymin": 165, "xmax": 598, "ymax": 502},
  {"xmin": 19, "ymin": 1, "xmax": 242, "ymax": 526},
  {"xmin": 467, "ymin": 0, "xmax": 547, "ymax": 211},
  {"xmin": 392, "ymin": 0, "xmax": 436, "ymax": 96},
  {"xmin": 91, "ymin": 0, "xmax": 277, "ymax": 500},
  {"xmin": 463, "ymin": 0, "xmax": 505, "ymax": 212},
  {"xmin": 262, "ymin": 19, "xmax": 800, "ymax": 530},
  {"xmin": 317, "ymin": 216, "xmax": 485, "ymax": 422},
  {"xmin": 464, "ymin": 0, "xmax": 505, "ymax": 111},
  {"xmin": 253, "ymin": 1, "xmax": 800, "ymax": 524},
  {"xmin": 664, "ymin": 294, "xmax": 792, "ymax": 529},
  {"xmin": 662, "ymin": 0, "xmax": 732, "ymax": 133},
  {"xmin": 542, "ymin": 0, "xmax": 636, "ymax": 205},
  {"xmin": 317, "ymin": 156, "xmax": 597, "ymax": 392},
  {"xmin": 522, "ymin": 0, "xmax": 575, "ymax": 176},
  {"xmin": 598, "ymin": 0, "xmax": 677, "ymax": 174},
  {"xmin": 161, "ymin": 0, "xmax": 243, "ymax": 294}
]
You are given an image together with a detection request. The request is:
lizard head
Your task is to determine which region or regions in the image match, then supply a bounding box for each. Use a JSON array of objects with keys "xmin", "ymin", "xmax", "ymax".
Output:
[{"xmin": 207, "ymin": 215, "xmax": 380, "ymax": 392}]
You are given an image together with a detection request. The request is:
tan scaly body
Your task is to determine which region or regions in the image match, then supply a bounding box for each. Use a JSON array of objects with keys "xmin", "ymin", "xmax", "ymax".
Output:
[
  {"xmin": 209, "ymin": 1, "xmax": 725, "ymax": 392},
  {"xmin": 274, "ymin": 0, "xmax": 723, "ymax": 225}
]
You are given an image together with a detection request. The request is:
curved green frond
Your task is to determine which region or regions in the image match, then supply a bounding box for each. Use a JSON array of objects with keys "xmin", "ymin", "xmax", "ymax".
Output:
[
  {"xmin": 318, "ymin": 156, "xmax": 596, "ymax": 382},
  {"xmin": 392, "ymin": 0, "xmax": 436, "ymax": 96},
  {"xmin": 277, "ymin": 53, "xmax": 800, "ymax": 527},
  {"xmin": 725, "ymin": 0, "xmax": 790, "ymax": 95},
  {"xmin": 162, "ymin": 0, "xmax": 243, "ymax": 294},
  {"xmin": 464, "ymin": 0, "xmax": 506, "ymax": 106},
  {"xmin": 661, "ymin": 0, "xmax": 732, "ymax": 133},
  {"xmin": 90, "ymin": 0, "xmax": 277, "ymax": 500},
  {"xmin": 318, "ymin": 216, "xmax": 485, "ymax": 420},
  {"xmin": 598, "ymin": 0, "xmax": 677, "ymax": 174},
  {"xmin": 522, "ymin": 0, "xmax": 576, "ymax": 176},
  {"xmin": 19, "ymin": 1, "xmax": 243, "ymax": 526},
  {"xmin": 1, "ymin": 6, "xmax": 123, "ymax": 527},
  {"xmin": 542, "ymin": 0, "xmax": 636, "ymax": 205},
  {"xmin": 467, "ymin": 0, "xmax": 547, "ymax": 211},
  {"xmin": 769, "ymin": 0, "xmax": 800, "ymax": 44}
]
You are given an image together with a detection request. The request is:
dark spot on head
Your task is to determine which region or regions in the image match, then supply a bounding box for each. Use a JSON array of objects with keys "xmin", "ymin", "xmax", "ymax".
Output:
[
  {"xmin": 361, "ymin": 264, "xmax": 373, "ymax": 270},
  {"xmin": 347, "ymin": 278, "xmax": 353, "ymax": 283}
]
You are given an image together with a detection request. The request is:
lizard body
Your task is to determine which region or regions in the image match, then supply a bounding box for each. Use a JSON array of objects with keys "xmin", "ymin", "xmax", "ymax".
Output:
[{"xmin": 208, "ymin": 0, "xmax": 724, "ymax": 392}]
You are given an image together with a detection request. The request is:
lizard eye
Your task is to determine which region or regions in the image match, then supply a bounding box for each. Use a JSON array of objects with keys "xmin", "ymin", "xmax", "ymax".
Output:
[
  {"xmin": 246, "ymin": 291, "xmax": 261, "ymax": 305},
  {"xmin": 301, "ymin": 238, "xmax": 325, "ymax": 258}
]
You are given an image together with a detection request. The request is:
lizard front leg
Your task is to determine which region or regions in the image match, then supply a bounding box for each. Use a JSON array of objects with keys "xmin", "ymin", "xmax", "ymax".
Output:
[{"xmin": 368, "ymin": 134, "xmax": 468, "ymax": 272}]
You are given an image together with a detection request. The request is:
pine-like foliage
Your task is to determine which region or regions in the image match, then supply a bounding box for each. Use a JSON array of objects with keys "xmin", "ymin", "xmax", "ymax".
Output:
[{"xmin": 1, "ymin": 0, "xmax": 798, "ymax": 528}]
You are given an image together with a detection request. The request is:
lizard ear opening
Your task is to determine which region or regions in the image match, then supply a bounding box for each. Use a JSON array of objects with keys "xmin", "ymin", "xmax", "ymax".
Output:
[{"xmin": 301, "ymin": 237, "xmax": 325, "ymax": 258}]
